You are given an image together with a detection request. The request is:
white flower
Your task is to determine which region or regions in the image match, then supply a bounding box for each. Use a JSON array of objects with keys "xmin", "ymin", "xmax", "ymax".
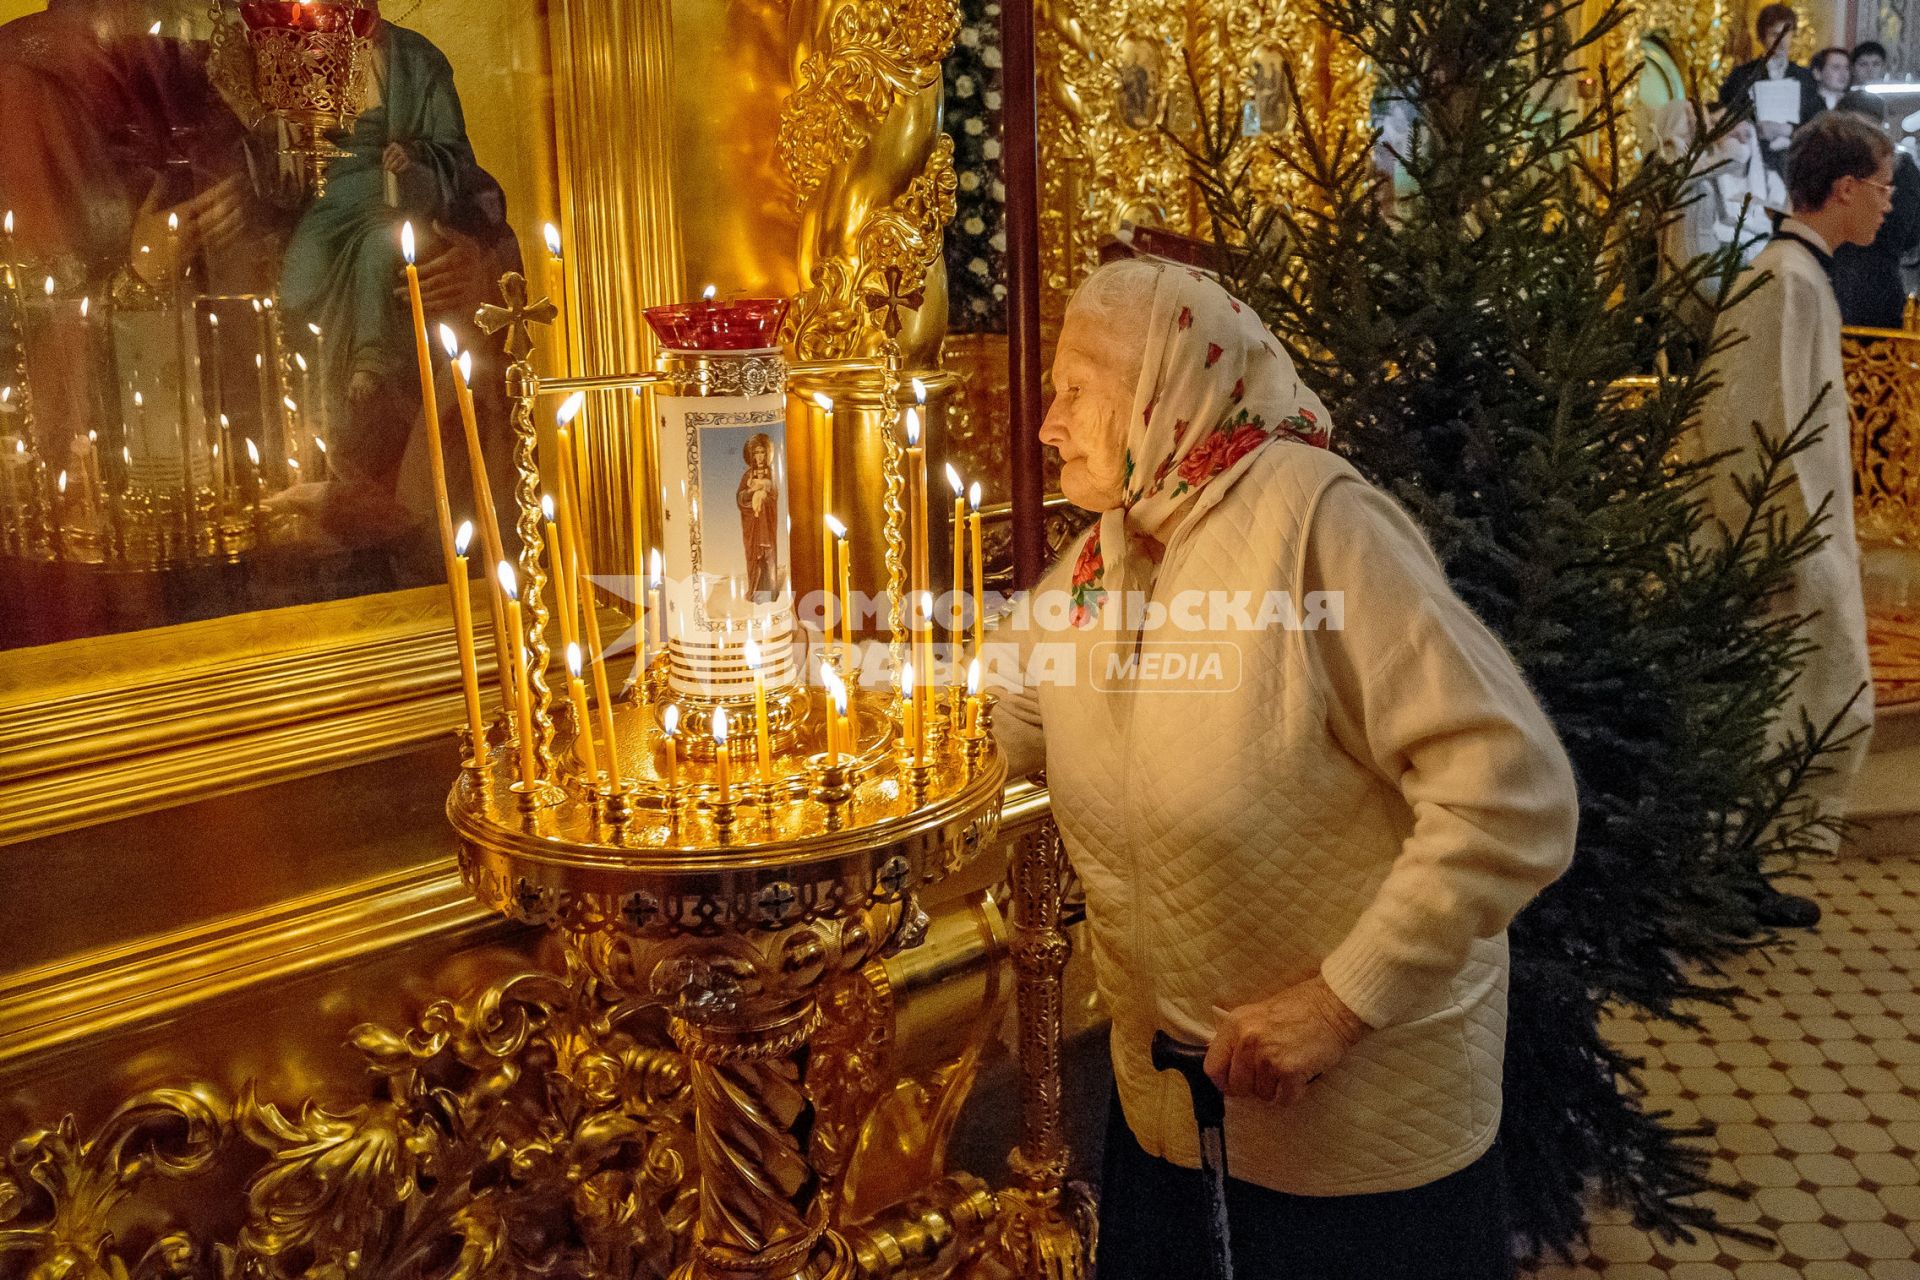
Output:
[
  {"xmin": 992, "ymin": 283, "xmax": 1008, "ymax": 299},
  {"xmin": 964, "ymin": 117, "xmax": 985, "ymax": 136},
  {"xmin": 964, "ymin": 216, "xmax": 986, "ymax": 234},
  {"xmin": 955, "ymin": 74, "xmax": 976, "ymax": 96},
  {"xmin": 985, "ymin": 91, "xmax": 1002, "ymax": 110},
  {"xmin": 982, "ymin": 139, "xmax": 1001, "ymax": 160},
  {"xmin": 990, "ymin": 180, "xmax": 1006, "ymax": 201},
  {"xmin": 971, "ymin": 298, "xmax": 989, "ymax": 315},
  {"xmin": 990, "ymin": 230, "xmax": 1006, "ymax": 251},
  {"xmin": 959, "ymin": 28, "xmax": 979, "ymax": 48},
  {"xmin": 969, "ymin": 257, "xmax": 990, "ymax": 277},
  {"xmin": 982, "ymin": 46, "xmax": 1001, "ymax": 68},
  {"xmin": 960, "ymin": 171, "xmax": 982, "ymax": 191},
  {"xmin": 986, "ymin": 2, "xmax": 1000, "ymax": 13}
]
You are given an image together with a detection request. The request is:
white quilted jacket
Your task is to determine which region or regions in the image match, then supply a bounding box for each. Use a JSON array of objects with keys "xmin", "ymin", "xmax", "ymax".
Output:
[{"xmin": 992, "ymin": 444, "xmax": 1578, "ymax": 1196}]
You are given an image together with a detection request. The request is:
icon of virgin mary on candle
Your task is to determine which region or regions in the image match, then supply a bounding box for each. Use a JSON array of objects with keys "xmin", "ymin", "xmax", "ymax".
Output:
[{"xmin": 736, "ymin": 432, "xmax": 779, "ymax": 602}]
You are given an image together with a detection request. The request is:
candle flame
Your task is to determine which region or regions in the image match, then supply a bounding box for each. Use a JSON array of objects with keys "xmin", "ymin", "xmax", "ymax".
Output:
[
  {"xmin": 904, "ymin": 407, "xmax": 920, "ymax": 447},
  {"xmin": 133, "ymin": 391, "xmax": 143, "ymax": 407},
  {"xmin": 79, "ymin": 296, "xmax": 89, "ymax": 318},
  {"xmin": 744, "ymin": 634, "xmax": 761, "ymax": 669},
  {"xmin": 496, "ymin": 560, "xmax": 518, "ymax": 599},
  {"xmin": 2, "ymin": 211, "xmax": 10, "ymax": 234},
  {"xmin": 543, "ymin": 223, "xmax": 562, "ymax": 259},
  {"xmin": 911, "ymin": 377, "xmax": 928, "ymax": 404},
  {"xmin": 541, "ymin": 493, "xmax": 557, "ymax": 521},
  {"xmin": 261, "ymin": 297, "xmax": 272, "ymax": 310},
  {"xmin": 712, "ymin": 705, "xmax": 730, "ymax": 744},
  {"xmin": 287, "ymin": 456, "xmax": 300, "ymax": 470},
  {"xmin": 294, "ymin": 352, "xmax": 307, "ymax": 371},
  {"xmin": 902, "ymin": 660, "xmax": 915, "ymax": 697},
  {"xmin": 833, "ymin": 677, "xmax": 848, "ymax": 716},
  {"xmin": 438, "ymin": 323, "xmax": 458, "ymax": 358},
  {"xmin": 400, "ymin": 221, "xmax": 416, "ymax": 265},
  {"xmin": 217, "ymin": 415, "xmax": 227, "ymax": 429},
  {"xmin": 13, "ymin": 439, "xmax": 22, "ymax": 454},
  {"xmin": 0, "ymin": 386, "xmax": 9, "ymax": 402},
  {"xmin": 455, "ymin": 520, "xmax": 473, "ymax": 556},
  {"xmin": 969, "ymin": 481, "xmax": 982, "ymax": 510},
  {"xmin": 166, "ymin": 212, "xmax": 178, "ymax": 233},
  {"xmin": 148, "ymin": 19, "xmax": 161, "ymax": 33},
  {"xmin": 701, "ymin": 283, "xmax": 717, "ymax": 301},
  {"xmin": 255, "ymin": 354, "xmax": 263, "ymax": 368},
  {"xmin": 314, "ymin": 437, "xmax": 327, "ymax": 453},
  {"xmin": 57, "ymin": 470, "xmax": 68, "ymax": 494},
  {"xmin": 208, "ymin": 312, "xmax": 218, "ymax": 328},
  {"xmin": 43, "ymin": 276, "xmax": 54, "ymax": 297},
  {"xmin": 967, "ymin": 657, "xmax": 980, "ymax": 696},
  {"xmin": 811, "ymin": 391, "xmax": 833, "ymax": 413},
  {"xmin": 824, "ymin": 513, "xmax": 847, "ymax": 539},
  {"xmin": 457, "ymin": 351, "xmax": 472, "ymax": 386},
  {"xmin": 308, "ymin": 322, "xmax": 322, "ymax": 337},
  {"xmin": 245, "ymin": 438, "xmax": 260, "ymax": 464},
  {"xmin": 283, "ymin": 396, "xmax": 298, "ymax": 413},
  {"xmin": 648, "ymin": 547, "xmax": 662, "ymax": 584},
  {"xmin": 567, "ymin": 642, "xmax": 583, "ymax": 677},
  {"xmin": 556, "ymin": 391, "xmax": 586, "ymax": 426},
  {"xmin": 122, "ymin": 446, "xmax": 131, "ymax": 464},
  {"xmin": 90, "ymin": 428, "xmax": 97, "ymax": 441},
  {"xmin": 251, "ymin": 299, "xmax": 263, "ymax": 313},
  {"xmin": 662, "ymin": 703, "xmax": 680, "ymax": 736},
  {"xmin": 945, "ymin": 462, "xmax": 963, "ymax": 495}
]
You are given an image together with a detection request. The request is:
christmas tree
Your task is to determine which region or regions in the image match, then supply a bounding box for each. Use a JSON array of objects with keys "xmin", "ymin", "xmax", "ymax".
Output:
[{"xmin": 1174, "ymin": 0, "xmax": 1858, "ymax": 1258}]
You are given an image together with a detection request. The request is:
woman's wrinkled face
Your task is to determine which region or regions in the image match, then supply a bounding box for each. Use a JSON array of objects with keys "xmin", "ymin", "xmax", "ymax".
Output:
[{"xmin": 1040, "ymin": 314, "xmax": 1137, "ymax": 512}]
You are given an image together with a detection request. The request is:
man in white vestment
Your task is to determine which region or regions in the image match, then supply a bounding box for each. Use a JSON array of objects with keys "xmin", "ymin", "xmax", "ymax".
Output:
[{"xmin": 1696, "ymin": 111, "xmax": 1890, "ymax": 921}]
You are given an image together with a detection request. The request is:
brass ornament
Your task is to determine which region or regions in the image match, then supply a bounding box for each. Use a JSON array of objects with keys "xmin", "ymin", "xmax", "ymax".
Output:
[{"xmin": 1843, "ymin": 328, "xmax": 1920, "ymax": 549}]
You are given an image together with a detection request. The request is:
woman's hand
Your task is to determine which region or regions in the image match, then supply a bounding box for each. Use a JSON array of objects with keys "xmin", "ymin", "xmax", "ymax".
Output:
[
  {"xmin": 1203, "ymin": 975, "xmax": 1369, "ymax": 1105},
  {"xmin": 383, "ymin": 142, "xmax": 414, "ymax": 174}
]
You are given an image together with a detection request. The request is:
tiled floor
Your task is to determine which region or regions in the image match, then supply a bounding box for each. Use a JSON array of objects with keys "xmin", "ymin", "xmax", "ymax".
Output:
[{"xmin": 1530, "ymin": 850, "xmax": 1920, "ymax": 1279}]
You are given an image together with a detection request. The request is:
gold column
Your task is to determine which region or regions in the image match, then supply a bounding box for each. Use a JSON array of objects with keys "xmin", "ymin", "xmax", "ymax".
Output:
[{"xmin": 548, "ymin": 0, "xmax": 686, "ymax": 584}]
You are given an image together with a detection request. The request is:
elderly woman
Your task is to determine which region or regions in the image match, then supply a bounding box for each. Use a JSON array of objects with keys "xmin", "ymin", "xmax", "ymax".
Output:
[{"xmin": 990, "ymin": 260, "xmax": 1578, "ymax": 1280}]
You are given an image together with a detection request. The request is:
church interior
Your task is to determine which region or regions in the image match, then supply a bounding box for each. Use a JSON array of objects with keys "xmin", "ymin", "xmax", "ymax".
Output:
[{"xmin": 2, "ymin": 0, "xmax": 1920, "ymax": 1277}]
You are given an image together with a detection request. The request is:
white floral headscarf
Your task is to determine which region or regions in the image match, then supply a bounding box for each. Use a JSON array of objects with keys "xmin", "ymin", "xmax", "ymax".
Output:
[{"xmin": 1067, "ymin": 265, "xmax": 1332, "ymax": 629}]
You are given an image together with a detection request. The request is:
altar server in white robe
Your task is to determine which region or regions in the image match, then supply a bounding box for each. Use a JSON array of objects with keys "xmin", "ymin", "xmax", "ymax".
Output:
[{"xmin": 1697, "ymin": 110, "xmax": 1891, "ymax": 860}]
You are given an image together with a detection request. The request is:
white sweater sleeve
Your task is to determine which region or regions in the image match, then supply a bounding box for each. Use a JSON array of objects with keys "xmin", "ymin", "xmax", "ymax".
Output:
[
  {"xmin": 985, "ymin": 591, "xmax": 1048, "ymax": 780},
  {"xmin": 1305, "ymin": 477, "xmax": 1579, "ymax": 1028}
]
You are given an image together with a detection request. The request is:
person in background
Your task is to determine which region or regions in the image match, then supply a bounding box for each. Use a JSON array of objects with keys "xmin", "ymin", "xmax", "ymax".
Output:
[
  {"xmin": 1813, "ymin": 48, "xmax": 1852, "ymax": 111},
  {"xmin": 1832, "ymin": 90, "xmax": 1920, "ymax": 327},
  {"xmin": 1851, "ymin": 41, "xmax": 1889, "ymax": 87},
  {"xmin": 1716, "ymin": 4, "xmax": 1824, "ymax": 172},
  {"xmin": 1695, "ymin": 112, "xmax": 1891, "ymax": 928}
]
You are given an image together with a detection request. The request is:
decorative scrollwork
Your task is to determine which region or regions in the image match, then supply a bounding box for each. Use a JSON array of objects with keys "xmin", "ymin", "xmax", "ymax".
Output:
[
  {"xmin": 778, "ymin": 0, "xmax": 961, "ymax": 208},
  {"xmin": 0, "ymin": 957, "xmax": 699, "ymax": 1280},
  {"xmin": 1843, "ymin": 329, "xmax": 1920, "ymax": 549}
]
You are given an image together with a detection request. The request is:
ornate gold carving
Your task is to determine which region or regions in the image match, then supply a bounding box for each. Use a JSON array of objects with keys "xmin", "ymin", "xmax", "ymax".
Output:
[
  {"xmin": 783, "ymin": 1, "xmax": 958, "ymax": 366},
  {"xmin": 779, "ymin": 0, "xmax": 961, "ymax": 207},
  {"xmin": 811, "ymin": 966, "xmax": 899, "ymax": 1215},
  {"xmin": 980, "ymin": 822, "xmax": 1093, "ymax": 1280},
  {"xmin": 1844, "ymin": 328, "xmax": 1920, "ymax": 550},
  {"xmin": 0, "ymin": 955, "xmax": 702, "ymax": 1280}
]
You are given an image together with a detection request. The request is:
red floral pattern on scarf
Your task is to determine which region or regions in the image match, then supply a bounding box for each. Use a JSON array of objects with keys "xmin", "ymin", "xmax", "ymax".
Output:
[
  {"xmin": 1178, "ymin": 306, "xmax": 1193, "ymax": 330},
  {"xmin": 1204, "ymin": 342, "xmax": 1223, "ymax": 368},
  {"xmin": 1068, "ymin": 532, "xmax": 1105, "ymax": 628}
]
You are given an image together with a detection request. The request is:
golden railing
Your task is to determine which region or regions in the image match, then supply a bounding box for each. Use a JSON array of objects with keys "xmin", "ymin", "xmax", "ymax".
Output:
[{"xmin": 1842, "ymin": 326, "xmax": 1920, "ymax": 550}]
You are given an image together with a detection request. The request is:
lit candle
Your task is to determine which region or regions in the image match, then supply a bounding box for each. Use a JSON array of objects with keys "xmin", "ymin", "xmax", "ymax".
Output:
[
  {"xmin": 745, "ymin": 632, "xmax": 772, "ymax": 786},
  {"xmin": 905, "ymin": 405, "xmax": 931, "ymax": 731},
  {"xmin": 633, "ymin": 547, "xmax": 663, "ymax": 690},
  {"xmin": 712, "ymin": 705, "xmax": 732, "ymax": 805},
  {"xmin": 814, "ymin": 391, "xmax": 834, "ymax": 614},
  {"xmin": 946, "ymin": 462, "xmax": 965, "ymax": 691},
  {"xmin": 821, "ymin": 662, "xmax": 844, "ymax": 764},
  {"xmin": 498, "ymin": 561, "xmax": 538, "ymax": 788},
  {"xmin": 662, "ymin": 703, "xmax": 682, "ymax": 795},
  {"xmin": 966, "ymin": 657, "xmax": 983, "ymax": 734},
  {"xmin": 824, "ymin": 513, "xmax": 849, "ymax": 655},
  {"xmin": 443, "ymin": 334, "xmax": 513, "ymax": 707},
  {"xmin": 565, "ymin": 642, "xmax": 600, "ymax": 779},
  {"xmin": 400, "ymin": 226, "xmax": 460, "ymax": 591},
  {"xmin": 542, "ymin": 492, "xmax": 577, "ymax": 653},
  {"xmin": 451, "ymin": 522, "xmax": 488, "ymax": 768},
  {"xmin": 969, "ymin": 483, "xmax": 985, "ymax": 660}
]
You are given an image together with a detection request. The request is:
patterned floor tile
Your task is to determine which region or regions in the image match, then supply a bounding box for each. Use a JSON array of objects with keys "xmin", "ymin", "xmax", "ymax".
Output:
[{"xmin": 1526, "ymin": 851, "xmax": 1920, "ymax": 1277}]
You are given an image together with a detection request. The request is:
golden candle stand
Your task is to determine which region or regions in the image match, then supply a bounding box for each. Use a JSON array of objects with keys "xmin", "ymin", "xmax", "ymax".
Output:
[{"xmin": 448, "ymin": 271, "xmax": 1063, "ymax": 1280}]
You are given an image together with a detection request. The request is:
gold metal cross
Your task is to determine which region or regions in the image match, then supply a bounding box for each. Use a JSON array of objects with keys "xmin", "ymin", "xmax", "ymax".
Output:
[{"xmin": 475, "ymin": 272, "xmax": 558, "ymax": 362}]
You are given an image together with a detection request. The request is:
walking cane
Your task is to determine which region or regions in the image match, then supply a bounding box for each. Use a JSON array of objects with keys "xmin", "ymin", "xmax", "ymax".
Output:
[{"xmin": 1152, "ymin": 1031, "xmax": 1235, "ymax": 1280}]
